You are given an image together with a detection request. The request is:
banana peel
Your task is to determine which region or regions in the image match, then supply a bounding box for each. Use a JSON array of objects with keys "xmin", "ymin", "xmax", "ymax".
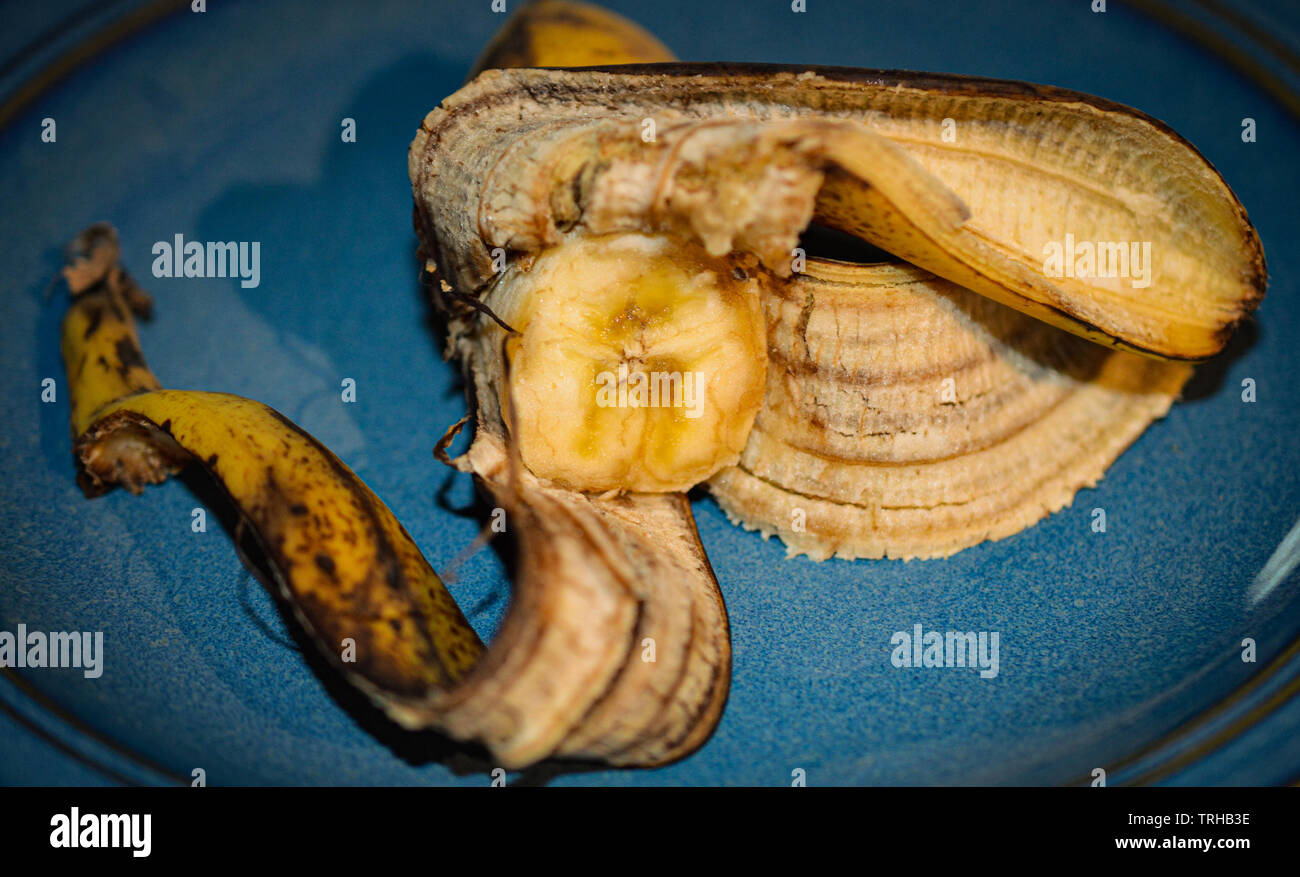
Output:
[
  {"xmin": 413, "ymin": 63, "xmax": 1263, "ymax": 362},
  {"xmin": 708, "ymin": 259, "xmax": 1193, "ymax": 560},
  {"xmin": 62, "ymin": 224, "xmax": 484, "ymax": 703}
]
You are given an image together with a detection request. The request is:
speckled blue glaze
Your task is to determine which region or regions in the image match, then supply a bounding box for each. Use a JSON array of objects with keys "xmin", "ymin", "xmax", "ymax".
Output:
[{"xmin": 1, "ymin": 0, "xmax": 1297, "ymax": 785}]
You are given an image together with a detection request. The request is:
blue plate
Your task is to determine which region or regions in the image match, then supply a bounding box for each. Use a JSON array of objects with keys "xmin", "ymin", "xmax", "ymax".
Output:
[{"xmin": 2, "ymin": 0, "xmax": 1299, "ymax": 785}]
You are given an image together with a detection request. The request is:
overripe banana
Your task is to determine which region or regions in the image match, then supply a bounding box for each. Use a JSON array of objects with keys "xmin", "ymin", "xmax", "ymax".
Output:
[
  {"xmin": 411, "ymin": 1, "xmax": 1259, "ymax": 564},
  {"xmin": 58, "ymin": 0, "xmax": 1268, "ymax": 774}
]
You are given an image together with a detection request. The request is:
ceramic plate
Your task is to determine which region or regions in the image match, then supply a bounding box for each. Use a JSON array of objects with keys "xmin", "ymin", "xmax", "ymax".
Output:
[{"xmin": 2, "ymin": 0, "xmax": 1298, "ymax": 785}]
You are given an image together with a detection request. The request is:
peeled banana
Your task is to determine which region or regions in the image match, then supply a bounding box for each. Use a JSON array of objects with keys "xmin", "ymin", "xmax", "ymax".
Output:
[
  {"xmin": 412, "ymin": 0, "xmax": 1263, "ymax": 566},
  {"xmin": 57, "ymin": 0, "xmax": 1267, "ymax": 774},
  {"xmin": 480, "ymin": 232, "xmax": 768, "ymax": 492}
]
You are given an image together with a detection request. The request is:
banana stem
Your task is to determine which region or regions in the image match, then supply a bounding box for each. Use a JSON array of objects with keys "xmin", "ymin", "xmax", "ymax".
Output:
[{"xmin": 60, "ymin": 224, "xmax": 161, "ymax": 438}]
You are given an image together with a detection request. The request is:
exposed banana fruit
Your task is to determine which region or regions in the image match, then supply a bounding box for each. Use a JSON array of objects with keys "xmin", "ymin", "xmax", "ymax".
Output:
[
  {"xmin": 413, "ymin": 1, "xmax": 1262, "ymax": 567},
  {"xmin": 481, "ymin": 232, "xmax": 768, "ymax": 492},
  {"xmin": 707, "ymin": 259, "xmax": 1193, "ymax": 560}
]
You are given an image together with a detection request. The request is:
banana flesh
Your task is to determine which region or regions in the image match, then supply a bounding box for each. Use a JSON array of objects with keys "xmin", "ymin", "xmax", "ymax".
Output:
[
  {"xmin": 481, "ymin": 232, "xmax": 768, "ymax": 492},
  {"xmin": 708, "ymin": 259, "xmax": 1193, "ymax": 560}
]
